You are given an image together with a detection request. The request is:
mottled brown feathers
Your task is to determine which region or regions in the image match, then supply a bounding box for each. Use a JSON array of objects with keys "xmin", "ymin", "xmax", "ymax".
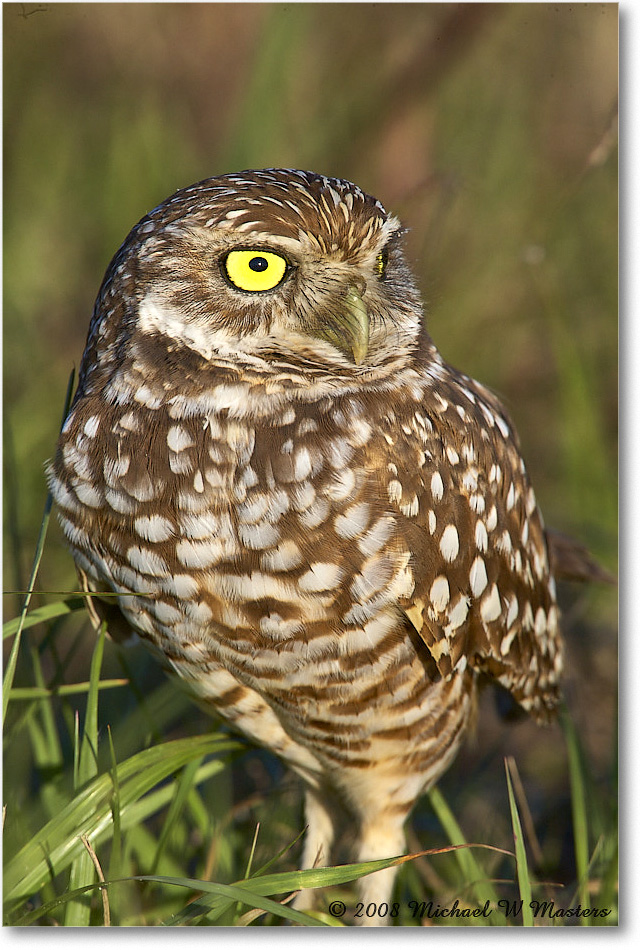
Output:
[{"xmin": 49, "ymin": 168, "xmax": 566, "ymax": 923}]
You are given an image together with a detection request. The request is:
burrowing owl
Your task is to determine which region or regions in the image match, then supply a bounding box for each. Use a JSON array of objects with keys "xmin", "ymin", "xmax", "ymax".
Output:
[{"xmin": 49, "ymin": 169, "xmax": 563, "ymax": 923}]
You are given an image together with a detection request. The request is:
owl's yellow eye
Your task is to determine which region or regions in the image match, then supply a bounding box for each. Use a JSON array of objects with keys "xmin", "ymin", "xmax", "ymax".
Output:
[
  {"xmin": 375, "ymin": 249, "xmax": 388, "ymax": 279},
  {"xmin": 224, "ymin": 249, "xmax": 288, "ymax": 292}
]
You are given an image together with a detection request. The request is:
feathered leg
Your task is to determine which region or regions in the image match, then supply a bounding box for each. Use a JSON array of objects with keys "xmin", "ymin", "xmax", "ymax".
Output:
[
  {"xmin": 292, "ymin": 786, "xmax": 336, "ymax": 912},
  {"xmin": 354, "ymin": 811, "xmax": 407, "ymax": 926}
]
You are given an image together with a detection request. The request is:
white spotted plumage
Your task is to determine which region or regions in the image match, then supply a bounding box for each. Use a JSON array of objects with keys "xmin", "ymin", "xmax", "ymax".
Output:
[{"xmin": 49, "ymin": 168, "xmax": 563, "ymax": 926}]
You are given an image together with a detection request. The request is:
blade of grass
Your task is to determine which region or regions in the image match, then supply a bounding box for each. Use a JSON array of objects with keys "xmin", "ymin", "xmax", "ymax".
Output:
[
  {"xmin": 171, "ymin": 824, "xmax": 308, "ymax": 925},
  {"xmin": 9, "ymin": 679, "xmax": 129, "ymax": 700},
  {"xmin": 3, "ymin": 733, "xmax": 241, "ymax": 906},
  {"xmin": 5, "ymin": 758, "xmax": 228, "ymax": 923},
  {"xmin": 64, "ymin": 713, "xmax": 94, "ymax": 924},
  {"xmin": 3, "ymin": 412, "xmax": 27, "ymax": 604},
  {"xmin": 184, "ymin": 783, "xmax": 211, "ymax": 840},
  {"xmin": 155, "ymin": 874, "xmax": 322, "ymax": 927},
  {"xmin": 169, "ymin": 826, "xmax": 308, "ymax": 925},
  {"xmin": 106, "ymin": 726, "xmax": 123, "ymax": 921},
  {"xmin": 245, "ymin": 827, "xmax": 305, "ymax": 879},
  {"xmin": 559, "ymin": 705, "xmax": 591, "ymax": 918},
  {"xmin": 231, "ymin": 822, "xmax": 262, "ymax": 922},
  {"xmin": 162, "ymin": 861, "xmax": 406, "ymax": 926},
  {"xmin": 80, "ymin": 835, "xmax": 111, "ymax": 925},
  {"xmin": 23, "ymin": 710, "xmax": 67, "ymax": 820},
  {"xmin": 14, "ymin": 613, "xmax": 67, "ymax": 821},
  {"xmin": 427, "ymin": 784, "xmax": 504, "ymax": 922},
  {"xmin": 150, "ymin": 756, "xmax": 204, "ymax": 874},
  {"xmin": 595, "ymin": 837, "xmax": 618, "ymax": 923},
  {"xmin": 506, "ymin": 755, "xmax": 545, "ymax": 868},
  {"xmin": 14, "ymin": 874, "xmax": 325, "ymax": 928},
  {"xmin": 77, "ymin": 624, "xmax": 106, "ymax": 785},
  {"xmin": 3, "ymin": 493, "xmax": 55, "ymax": 724},
  {"xmin": 3, "ymin": 596, "xmax": 86, "ymax": 639},
  {"xmin": 124, "ymin": 820, "xmax": 197, "ymax": 882},
  {"xmin": 243, "ymin": 823, "xmax": 261, "ymax": 880},
  {"xmin": 168, "ymin": 827, "xmax": 303, "ymax": 926},
  {"xmin": 2, "ymin": 369, "xmax": 75, "ymax": 724},
  {"xmin": 64, "ymin": 624, "xmax": 106, "ymax": 925},
  {"xmin": 504, "ymin": 757, "xmax": 533, "ymax": 926},
  {"xmin": 168, "ymin": 843, "xmax": 508, "ymax": 926}
]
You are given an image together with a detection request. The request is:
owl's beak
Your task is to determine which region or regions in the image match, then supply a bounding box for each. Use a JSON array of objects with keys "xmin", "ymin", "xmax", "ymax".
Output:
[
  {"xmin": 310, "ymin": 283, "xmax": 370, "ymax": 364},
  {"xmin": 343, "ymin": 285, "xmax": 370, "ymax": 365}
]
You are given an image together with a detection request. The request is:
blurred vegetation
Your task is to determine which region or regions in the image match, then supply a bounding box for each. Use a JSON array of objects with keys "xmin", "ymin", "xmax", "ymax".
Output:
[{"xmin": 3, "ymin": 2, "xmax": 617, "ymax": 926}]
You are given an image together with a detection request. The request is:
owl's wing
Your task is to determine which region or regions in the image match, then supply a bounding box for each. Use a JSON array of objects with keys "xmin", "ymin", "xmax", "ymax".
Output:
[
  {"xmin": 546, "ymin": 527, "xmax": 615, "ymax": 585},
  {"xmin": 371, "ymin": 371, "xmax": 563, "ymax": 722}
]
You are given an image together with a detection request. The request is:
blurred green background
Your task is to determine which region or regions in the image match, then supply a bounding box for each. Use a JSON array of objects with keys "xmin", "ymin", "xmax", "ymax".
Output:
[{"xmin": 3, "ymin": 1, "xmax": 617, "ymax": 912}]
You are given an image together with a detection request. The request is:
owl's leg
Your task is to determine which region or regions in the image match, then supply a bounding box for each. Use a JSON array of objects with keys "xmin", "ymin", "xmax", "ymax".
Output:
[
  {"xmin": 292, "ymin": 786, "xmax": 336, "ymax": 912},
  {"xmin": 354, "ymin": 813, "xmax": 407, "ymax": 926}
]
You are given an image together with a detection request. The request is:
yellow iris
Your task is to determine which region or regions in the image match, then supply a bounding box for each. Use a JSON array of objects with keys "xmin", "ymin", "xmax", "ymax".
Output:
[{"xmin": 224, "ymin": 249, "xmax": 288, "ymax": 292}]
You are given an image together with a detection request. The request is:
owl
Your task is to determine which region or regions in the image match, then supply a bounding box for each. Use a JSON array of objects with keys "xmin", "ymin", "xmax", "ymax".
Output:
[{"xmin": 49, "ymin": 168, "xmax": 564, "ymax": 924}]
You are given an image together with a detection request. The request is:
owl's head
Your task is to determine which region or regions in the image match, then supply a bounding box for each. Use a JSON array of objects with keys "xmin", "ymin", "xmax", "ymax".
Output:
[{"xmin": 89, "ymin": 169, "xmax": 426, "ymax": 390}]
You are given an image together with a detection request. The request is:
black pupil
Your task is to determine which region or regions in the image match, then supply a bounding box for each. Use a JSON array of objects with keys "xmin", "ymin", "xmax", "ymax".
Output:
[{"xmin": 249, "ymin": 256, "xmax": 268, "ymax": 272}]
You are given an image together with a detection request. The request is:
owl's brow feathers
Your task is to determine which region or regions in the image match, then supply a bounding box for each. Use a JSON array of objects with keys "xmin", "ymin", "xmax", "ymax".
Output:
[{"xmin": 142, "ymin": 168, "xmax": 391, "ymax": 254}]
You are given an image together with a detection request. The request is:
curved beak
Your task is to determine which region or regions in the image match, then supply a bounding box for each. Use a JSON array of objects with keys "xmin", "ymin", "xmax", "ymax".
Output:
[
  {"xmin": 310, "ymin": 284, "xmax": 370, "ymax": 364},
  {"xmin": 344, "ymin": 285, "xmax": 370, "ymax": 364}
]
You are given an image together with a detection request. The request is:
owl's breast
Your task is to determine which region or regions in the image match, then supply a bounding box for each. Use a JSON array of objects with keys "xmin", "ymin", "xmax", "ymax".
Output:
[{"xmin": 49, "ymin": 386, "xmax": 418, "ymax": 685}]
